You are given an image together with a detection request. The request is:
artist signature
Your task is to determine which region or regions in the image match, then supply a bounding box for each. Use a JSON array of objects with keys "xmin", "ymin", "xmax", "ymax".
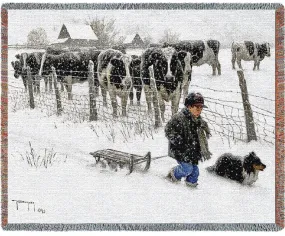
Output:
[{"xmin": 12, "ymin": 199, "xmax": 46, "ymax": 214}]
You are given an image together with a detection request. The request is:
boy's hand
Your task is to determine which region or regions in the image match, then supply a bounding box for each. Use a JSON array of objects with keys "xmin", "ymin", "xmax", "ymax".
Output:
[{"xmin": 169, "ymin": 135, "xmax": 184, "ymax": 146}]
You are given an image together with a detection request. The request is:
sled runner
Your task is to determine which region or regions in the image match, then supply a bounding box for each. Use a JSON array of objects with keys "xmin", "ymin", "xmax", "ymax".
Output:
[{"xmin": 90, "ymin": 149, "xmax": 151, "ymax": 174}]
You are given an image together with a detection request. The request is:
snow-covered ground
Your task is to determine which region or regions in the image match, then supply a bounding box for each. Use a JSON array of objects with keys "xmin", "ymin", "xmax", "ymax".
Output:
[{"xmin": 7, "ymin": 47, "xmax": 275, "ymax": 224}]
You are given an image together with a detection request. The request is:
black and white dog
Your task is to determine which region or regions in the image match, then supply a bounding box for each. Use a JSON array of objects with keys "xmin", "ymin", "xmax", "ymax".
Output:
[{"xmin": 206, "ymin": 152, "xmax": 266, "ymax": 185}]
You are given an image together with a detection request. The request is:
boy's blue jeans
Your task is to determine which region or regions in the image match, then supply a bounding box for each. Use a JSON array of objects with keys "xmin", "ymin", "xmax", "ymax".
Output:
[{"xmin": 173, "ymin": 161, "xmax": 199, "ymax": 184}]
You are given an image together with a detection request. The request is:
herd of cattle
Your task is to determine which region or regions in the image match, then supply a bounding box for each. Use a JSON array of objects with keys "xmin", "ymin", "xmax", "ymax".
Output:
[{"xmin": 11, "ymin": 40, "xmax": 271, "ymax": 122}]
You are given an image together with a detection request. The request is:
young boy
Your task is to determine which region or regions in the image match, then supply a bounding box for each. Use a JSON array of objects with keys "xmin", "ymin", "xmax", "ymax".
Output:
[{"xmin": 165, "ymin": 92, "xmax": 212, "ymax": 187}]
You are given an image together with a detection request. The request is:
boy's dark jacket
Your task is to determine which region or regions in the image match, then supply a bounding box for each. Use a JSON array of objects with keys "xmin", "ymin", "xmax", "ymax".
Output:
[{"xmin": 165, "ymin": 107, "xmax": 212, "ymax": 165}]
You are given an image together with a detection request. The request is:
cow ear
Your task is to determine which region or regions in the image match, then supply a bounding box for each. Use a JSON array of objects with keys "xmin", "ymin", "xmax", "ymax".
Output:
[
  {"xmin": 110, "ymin": 58, "xmax": 120, "ymax": 67},
  {"xmin": 15, "ymin": 54, "xmax": 20, "ymax": 59},
  {"xmin": 178, "ymin": 51, "xmax": 187, "ymax": 60},
  {"xmin": 11, "ymin": 61, "xmax": 15, "ymax": 68}
]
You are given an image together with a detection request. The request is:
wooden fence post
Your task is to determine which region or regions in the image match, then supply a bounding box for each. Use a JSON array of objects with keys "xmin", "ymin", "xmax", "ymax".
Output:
[
  {"xmin": 149, "ymin": 66, "xmax": 161, "ymax": 128},
  {"xmin": 51, "ymin": 67, "xmax": 62, "ymax": 116},
  {"xmin": 88, "ymin": 60, "xmax": 98, "ymax": 121},
  {"xmin": 26, "ymin": 66, "xmax": 35, "ymax": 109},
  {"xmin": 237, "ymin": 70, "xmax": 257, "ymax": 142}
]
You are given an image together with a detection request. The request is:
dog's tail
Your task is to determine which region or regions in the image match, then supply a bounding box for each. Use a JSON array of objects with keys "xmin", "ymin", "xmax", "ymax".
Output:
[{"xmin": 206, "ymin": 165, "xmax": 216, "ymax": 172}]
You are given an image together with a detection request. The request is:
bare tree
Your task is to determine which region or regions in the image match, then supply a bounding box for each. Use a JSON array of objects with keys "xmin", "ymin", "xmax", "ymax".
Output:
[
  {"xmin": 27, "ymin": 28, "xmax": 49, "ymax": 46},
  {"xmin": 143, "ymin": 35, "xmax": 153, "ymax": 47},
  {"xmin": 116, "ymin": 35, "xmax": 127, "ymax": 45},
  {"xmin": 158, "ymin": 29, "xmax": 180, "ymax": 44},
  {"xmin": 86, "ymin": 17, "xmax": 120, "ymax": 47}
]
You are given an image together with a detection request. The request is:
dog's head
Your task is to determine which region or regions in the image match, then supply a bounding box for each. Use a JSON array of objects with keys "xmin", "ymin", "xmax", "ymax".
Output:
[{"xmin": 243, "ymin": 152, "xmax": 266, "ymax": 174}]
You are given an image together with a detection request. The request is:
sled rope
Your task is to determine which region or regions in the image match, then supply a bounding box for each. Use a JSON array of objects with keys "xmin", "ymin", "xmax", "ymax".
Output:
[{"xmin": 151, "ymin": 154, "xmax": 168, "ymax": 161}]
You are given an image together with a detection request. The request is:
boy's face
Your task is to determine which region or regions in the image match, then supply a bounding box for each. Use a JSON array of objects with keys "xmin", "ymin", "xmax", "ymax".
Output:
[{"xmin": 188, "ymin": 104, "xmax": 203, "ymax": 118}]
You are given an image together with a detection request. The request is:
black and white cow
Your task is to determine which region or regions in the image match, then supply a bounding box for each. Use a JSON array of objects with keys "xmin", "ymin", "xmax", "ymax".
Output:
[
  {"xmin": 11, "ymin": 52, "xmax": 45, "ymax": 93},
  {"xmin": 163, "ymin": 40, "xmax": 221, "ymax": 100},
  {"xmin": 231, "ymin": 41, "xmax": 271, "ymax": 70},
  {"xmin": 141, "ymin": 46, "xmax": 192, "ymax": 126},
  {"xmin": 129, "ymin": 55, "xmax": 142, "ymax": 106},
  {"xmin": 40, "ymin": 49, "xmax": 101, "ymax": 99},
  {"xmin": 97, "ymin": 49, "xmax": 133, "ymax": 117},
  {"xmin": 164, "ymin": 40, "xmax": 221, "ymax": 75}
]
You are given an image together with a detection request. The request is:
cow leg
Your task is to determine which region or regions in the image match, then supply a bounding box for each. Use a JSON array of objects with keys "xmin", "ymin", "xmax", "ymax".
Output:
[
  {"xmin": 253, "ymin": 60, "xmax": 257, "ymax": 70},
  {"xmin": 65, "ymin": 76, "xmax": 73, "ymax": 100},
  {"xmin": 136, "ymin": 86, "xmax": 142, "ymax": 106},
  {"xmin": 34, "ymin": 76, "xmax": 40, "ymax": 94},
  {"xmin": 144, "ymin": 85, "xmax": 152, "ymax": 113},
  {"xmin": 231, "ymin": 54, "xmax": 236, "ymax": 70},
  {"xmin": 237, "ymin": 59, "xmax": 243, "ymax": 70},
  {"xmin": 22, "ymin": 77, "xmax": 28, "ymax": 92},
  {"xmin": 212, "ymin": 63, "xmax": 217, "ymax": 76},
  {"xmin": 44, "ymin": 76, "xmax": 48, "ymax": 92},
  {"xmin": 109, "ymin": 86, "xmax": 118, "ymax": 117},
  {"xmin": 60, "ymin": 81, "xmax": 65, "ymax": 92},
  {"xmin": 32, "ymin": 76, "xmax": 40, "ymax": 94},
  {"xmin": 217, "ymin": 60, "xmax": 221, "ymax": 75},
  {"xmin": 49, "ymin": 75, "xmax": 53, "ymax": 92},
  {"xmin": 129, "ymin": 86, "xmax": 134, "ymax": 106},
  {"xmin": 66, "ymin": 84, "xmax": 73, "ymax": 100},
  {"xmin": 182, "ymin": 75, "xmax": 190, "ymax": 102},
  {"xmin": 121, "ymin": 91, "xmax": 128, "ymax": 117},
  {"xmin": 101, "ymin": 85, "xmax": 108, "ymax": 107},
  {"xmin": 94, "ymin": 79, "xmax": 99, "ymax": 97},
  {"xmin": 257, "ymin": 61, "xmax": 260, "ymax": 70},
  {"xmin": 171, "ymin": 92, "xmax": 181, "ymax": 116}
]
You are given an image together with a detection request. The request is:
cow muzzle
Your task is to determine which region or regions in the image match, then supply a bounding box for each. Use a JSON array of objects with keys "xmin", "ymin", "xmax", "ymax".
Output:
[
  {"xmin": 123, "ymin": 76, "xmax": 132, "ymax": 89},
  {"xmin": 14, "ymin": 73, "xmax": 20, "ymax": 79},
  {"xmin": 165, "ymin": 75, "xmax": 175, "ymax": 83}
]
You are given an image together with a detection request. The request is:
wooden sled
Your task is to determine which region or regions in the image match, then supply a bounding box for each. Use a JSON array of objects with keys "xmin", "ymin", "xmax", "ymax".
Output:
[{"xmin": 90, "ymin": 149, "xmax": 151, "ymax": 174}]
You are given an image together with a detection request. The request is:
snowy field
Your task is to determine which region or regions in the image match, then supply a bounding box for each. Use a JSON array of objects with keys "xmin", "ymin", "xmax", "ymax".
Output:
[{"xmin": 7, "ymin": 47, "xmax": 275, "ymax": 224}]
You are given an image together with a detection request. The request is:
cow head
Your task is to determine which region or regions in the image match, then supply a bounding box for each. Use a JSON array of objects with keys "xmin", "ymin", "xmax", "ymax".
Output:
[
  {"xmin": 257, "ymin": 43, "xmax": 271, "ymax": 59},
  {"xmin": 11, "ymin": 60, "xmax": 22, "ymax": 78},
  {"xmin": 109, "ymin": 53, "xmax": 132, "ymax": 89},
  {"xmin": 177, "ymin": 51, "xmax": 192, "ymax": 76},
  {"xmin": 265, "ymin": 43, "xmax": 270, "ymax": 57},
  {"xmin": 160, "ymin": 46, "xmax": 191, "ymax": 83},
  {"xmin": 130, "ymin": 56, "xmax": 141, "ymax": 78}
]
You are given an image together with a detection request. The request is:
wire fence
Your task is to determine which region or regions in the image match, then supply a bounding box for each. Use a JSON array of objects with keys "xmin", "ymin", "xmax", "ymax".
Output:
[{"xmin": 8, "ymin": 70, "xmax": 275, "ymax": 146}]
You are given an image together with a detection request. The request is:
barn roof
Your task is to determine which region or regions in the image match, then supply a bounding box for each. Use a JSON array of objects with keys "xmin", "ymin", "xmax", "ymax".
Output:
[
  {"xmin": 124, "ymin": 34, "xmax": 137, "ymax": 44},
  {"xmin": 60, "ymin": 23, "xmax": 98, "ymax": 40}
]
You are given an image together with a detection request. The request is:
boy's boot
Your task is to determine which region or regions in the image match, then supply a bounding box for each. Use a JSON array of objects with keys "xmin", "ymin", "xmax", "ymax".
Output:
[
  {"xmin": 185, "ymin": 181, "xmax": 198, "ymax": 188},
  {"xmin": 166, "ymin": 168, "xmax": 180, "ymax": 183}
]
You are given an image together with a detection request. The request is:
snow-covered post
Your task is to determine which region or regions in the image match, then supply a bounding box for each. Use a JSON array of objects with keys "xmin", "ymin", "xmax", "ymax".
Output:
[
  {"xmin": 26, "ymin": 66, "xmax": 35, "ymax": 109},
  {"xmin": 149, "ymin": 66, "xmax": 161, "ymax": 128},
  {"xmin": 237, "ymin": 70, "xmax": 257, "ymax": 142},
  {"xmin": 51, "ymin": 67, "xmax": 62, "ymax": 116},
  {"xmin": 88, "ymin": 60, "xmax": 98, "ymax": 121}
]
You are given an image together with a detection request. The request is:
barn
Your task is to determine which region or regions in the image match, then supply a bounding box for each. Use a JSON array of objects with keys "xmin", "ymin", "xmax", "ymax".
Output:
[
  {"xmin": 123, "ymin": 33, "xmax": 145, "ymax": 48},
  {"xmin": 50, "ymin": 23, "xmax": 98, "ymax": 49}
]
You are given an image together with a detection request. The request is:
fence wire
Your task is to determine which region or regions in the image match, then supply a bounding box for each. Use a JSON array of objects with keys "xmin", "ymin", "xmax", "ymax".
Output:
[{"xmin": 8, "ymin": 74, "xmax": 275, "ymax": 146}]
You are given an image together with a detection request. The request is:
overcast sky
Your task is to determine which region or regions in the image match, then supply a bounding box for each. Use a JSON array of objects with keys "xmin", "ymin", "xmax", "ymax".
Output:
[{"xmin": 8, "ymin": 8, "xmax": 275, "ymax": 47}]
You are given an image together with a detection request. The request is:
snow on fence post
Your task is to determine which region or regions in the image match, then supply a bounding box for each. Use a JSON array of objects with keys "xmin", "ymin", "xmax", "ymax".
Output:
[
  {"xmin": 237, "ymin": 70, "xmax": 257, "ymax": 142},
  {"xmin": 51, "ymin": 67, "xmax": 62, "ymax": 116},
  {"xmin": 26, "ymin": 66, "xmax": 35, "ymax": 109},
  {"xmin": 88, "ymin": 60, "xmax": 98, "ymax": 121}
]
